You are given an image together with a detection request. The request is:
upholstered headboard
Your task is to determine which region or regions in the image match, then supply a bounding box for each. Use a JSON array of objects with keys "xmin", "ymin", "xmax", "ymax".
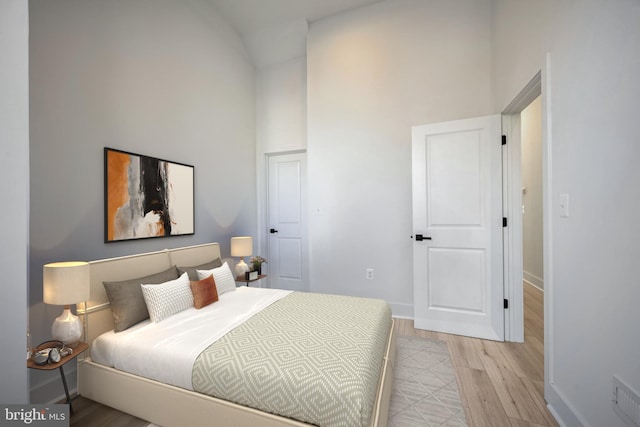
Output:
[{"xmin": 80, "ymin": 243, "xmax": 221, "ymax": 354}]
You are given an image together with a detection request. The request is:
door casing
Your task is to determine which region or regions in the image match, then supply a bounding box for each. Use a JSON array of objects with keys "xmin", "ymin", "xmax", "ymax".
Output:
[{"xmin": 501, "ymin": 71, "xmax": 542, "ymax": 343}]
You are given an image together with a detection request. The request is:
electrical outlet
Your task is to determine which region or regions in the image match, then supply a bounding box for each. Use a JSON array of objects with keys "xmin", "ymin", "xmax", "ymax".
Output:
[
  {"xmin": 366, "ymin": 269, "xmax": 374, "ymax": 280},
  {"xmin": 613, "ymin": 376, "xmax": 640, "ymax": 427}
]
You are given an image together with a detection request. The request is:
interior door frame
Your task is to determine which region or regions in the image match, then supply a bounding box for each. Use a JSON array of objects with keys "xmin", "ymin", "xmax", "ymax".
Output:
[
  {"xmin": 502, "ymin": 71, "xmax": 542, "ymax": 343},
  {"xmin": 502, "ymin": 63, "xmax": 551, "ymax": 361},
  {"xmin": 502, "ymin": 58, "xmax": 559, "ymax": 416}
]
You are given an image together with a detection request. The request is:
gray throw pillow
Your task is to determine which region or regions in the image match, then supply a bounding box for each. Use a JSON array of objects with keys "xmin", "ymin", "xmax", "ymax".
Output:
[
  {"xmin": 177, "ymin": 258, "xmax": 223, "ymax": 281},
  {"xmin": 103, "ymin": 266, "xmax": 179, "ymax": 332}
]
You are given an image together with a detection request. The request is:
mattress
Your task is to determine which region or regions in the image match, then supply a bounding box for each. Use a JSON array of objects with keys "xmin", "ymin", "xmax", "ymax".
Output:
[{"xmin": 91, "ymin": 286, "xmax": 292, "ymax": 389}]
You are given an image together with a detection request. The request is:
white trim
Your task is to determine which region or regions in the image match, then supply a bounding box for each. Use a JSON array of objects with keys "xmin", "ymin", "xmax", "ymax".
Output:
[
  {"xmin": 547, "ymin": 403, "xmax": 570, "ymax": 427},
  {"xmin": 542, "ymin": 51, "xmax": 556, "ymax": 404},
  {"xmin": 503, "ymin": 73, "xmax": 543, "ymax": 114},
  {"xmin": 523, "ymin": 272, "xmax": 544, "ymax": 290},
  {"xmin": 547, "ymin": 382, "xmax": 590, "ymax": 427},
  {"xmin": 501, "ymin": 113, "xmax": 523, "ymax": 343},
  {"xmin": 389, "ymin": 302, "xmax": 413, "ymax": 320},
  {"xmin": 538, "ymin": 53, "xmax": 583, "ymax": 427},
  {"xmin": 502, "ymin": 70, "xmax": 542, "ymax": 343},
  {"xmin": 505, "ymin": 69, "xmax": 543, "ymax": 343}
]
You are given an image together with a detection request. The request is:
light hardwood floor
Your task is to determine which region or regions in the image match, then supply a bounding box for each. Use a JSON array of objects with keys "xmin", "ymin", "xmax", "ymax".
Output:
[{"xmin": 71, "ymin": 282, "xmax": 555, "ymax": 427}]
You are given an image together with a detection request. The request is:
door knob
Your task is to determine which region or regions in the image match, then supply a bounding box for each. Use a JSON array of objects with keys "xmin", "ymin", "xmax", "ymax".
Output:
[
  {"xmin": 414, "ymin": 234, "xmax": 431, "ymax": 241},
  {"xmin": 270, "ymin": 228, "xmax": 278, "ymax": 234}
]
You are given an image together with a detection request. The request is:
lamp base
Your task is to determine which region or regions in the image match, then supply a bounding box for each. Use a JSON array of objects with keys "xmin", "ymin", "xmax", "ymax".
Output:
[
  {"xmin": 52, "ymin": 306, "xmax": 82, "ymax": 347},
  {"xmin": 235, "ymin": 259, "xmax": 250, "ymax": 278}
]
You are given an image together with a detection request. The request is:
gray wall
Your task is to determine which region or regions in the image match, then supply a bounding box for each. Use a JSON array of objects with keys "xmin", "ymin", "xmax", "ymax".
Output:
[
  {"xmin": 0, "ymin": 0, "xmax": 30, "ymax": 404},
  {"xmin": 28, "ymin": 0, "xmax": 256, "ymax": 402}
]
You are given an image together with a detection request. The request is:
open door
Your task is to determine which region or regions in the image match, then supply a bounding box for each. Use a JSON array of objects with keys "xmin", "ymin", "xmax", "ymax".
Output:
[{"xmin": 412, "ymin": 115, "xmax": 504, "ymax": 341}]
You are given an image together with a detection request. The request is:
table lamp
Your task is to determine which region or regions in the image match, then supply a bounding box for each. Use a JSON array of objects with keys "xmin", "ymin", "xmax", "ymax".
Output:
[
  {"xmin": 231, "ymin": 236, "xmax": 252, "ymax": 277},
  {"xmin": 43, "ymin": 261, "xmax": 90, "ymax": 347}
]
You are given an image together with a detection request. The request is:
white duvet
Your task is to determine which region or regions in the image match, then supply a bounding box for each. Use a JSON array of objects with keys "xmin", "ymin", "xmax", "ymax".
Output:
[{"xmin": 91, "ymin": 286, "xmax": 292, "ymax": 390}]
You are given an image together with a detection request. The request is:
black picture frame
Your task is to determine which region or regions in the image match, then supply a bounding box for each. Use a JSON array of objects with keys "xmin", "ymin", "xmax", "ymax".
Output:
[{"xmin": 104, "ymin": 147, "xmax": 194, "ymax": 243}]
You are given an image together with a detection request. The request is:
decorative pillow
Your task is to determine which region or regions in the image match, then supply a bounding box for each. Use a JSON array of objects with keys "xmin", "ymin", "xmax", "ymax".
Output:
[
  {"xmin": 141, "ymin": 272, "xmax": 193, "ymax": 323},
  {"xmin": 103, "ymin": 266, "xmax": 179, "ymax": 332},
  {"xmin": 197, "ymin": 261, "xmax": 236, "ymax": 296},
  {"xmin": 177, "ymin": 258, "xmax": 223, "ymax": 281},
  {"xmin": 190, "ymin": 274, "xmax": 218, "ymax": 309}
]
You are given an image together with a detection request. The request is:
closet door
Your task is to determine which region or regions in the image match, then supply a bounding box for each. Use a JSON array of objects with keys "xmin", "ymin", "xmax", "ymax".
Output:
[{"xmin": 267, "ymin": 152, "xmax": 308, "ymax": 291}]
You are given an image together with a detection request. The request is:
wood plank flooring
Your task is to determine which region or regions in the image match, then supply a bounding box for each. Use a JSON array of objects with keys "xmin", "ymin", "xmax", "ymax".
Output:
[
  {"xmin": 71, "ymin": 282, "xmax": 556, "ymax": 427},
  {"xmin": 70, "ymin": 396, "xmax": 147, "ymax": 427}
]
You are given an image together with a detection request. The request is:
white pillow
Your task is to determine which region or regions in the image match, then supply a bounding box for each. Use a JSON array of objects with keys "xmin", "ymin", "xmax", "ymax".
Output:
[
  {"xmin": 197, "ymin": 261, "xmax": 236, "ymax": 296},
  {"xmin": 141, "ymin": 272, "xmax": 193, "ymax": 323}
]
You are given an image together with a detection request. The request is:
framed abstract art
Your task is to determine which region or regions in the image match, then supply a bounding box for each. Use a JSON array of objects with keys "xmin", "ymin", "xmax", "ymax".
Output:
[{"xmin": 104, "ymin": 148, "xmax": 194, "ymax": 242}]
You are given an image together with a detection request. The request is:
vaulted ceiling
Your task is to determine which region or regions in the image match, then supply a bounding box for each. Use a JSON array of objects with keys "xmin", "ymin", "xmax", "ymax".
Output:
[{"xmin": 208, "ymin": 0, "xmax": 385, "ymax": 67}]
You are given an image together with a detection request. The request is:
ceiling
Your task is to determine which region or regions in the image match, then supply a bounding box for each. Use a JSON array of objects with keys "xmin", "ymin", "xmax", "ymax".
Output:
[
  {"xmin": 208, "ymin": 0, "xmax": 385, "ymax": 67},
  {"xmin": 209, "ymin": 0, "xmax": 384, "ymax": 35}
]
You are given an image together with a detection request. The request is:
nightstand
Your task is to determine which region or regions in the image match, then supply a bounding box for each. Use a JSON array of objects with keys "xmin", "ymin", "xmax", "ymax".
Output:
[
  {"xmin": 235, "ymin": 274, "xmax": 266, "ymax": 287},
  {"xmin": 27, "ymin": 341, "xmax": 88, "ymax": 414}
]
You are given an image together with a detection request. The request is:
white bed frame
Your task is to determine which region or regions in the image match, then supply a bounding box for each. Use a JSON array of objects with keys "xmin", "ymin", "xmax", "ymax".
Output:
[{"xmin": 77, "ymin": 243, "xmax": 397, "ymax": 427}]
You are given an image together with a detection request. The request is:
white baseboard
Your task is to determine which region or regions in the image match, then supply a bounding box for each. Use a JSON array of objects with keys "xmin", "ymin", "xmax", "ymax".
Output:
[
  {"xmin": 389, "ymin": 302, "xmax": 413, "ymax": 319},
  {"xmin": 523, "ymin": 271, "xmax": 544, "ymax": 291},
  {"xmin": 547, "ymin": 403, "xmax": 570, "ymax": 427},
  {"xmin": 546, "ymin": 382, "xmax": 590, "ymax": 427}
]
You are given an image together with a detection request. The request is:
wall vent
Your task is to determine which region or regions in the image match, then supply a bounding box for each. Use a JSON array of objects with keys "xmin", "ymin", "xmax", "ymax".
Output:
[{"xmin": 613, "ymin": 376, "xmax": 640, "ymax": 427}]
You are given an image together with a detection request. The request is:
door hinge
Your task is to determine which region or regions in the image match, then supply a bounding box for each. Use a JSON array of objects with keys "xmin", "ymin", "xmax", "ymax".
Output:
[
  {"xmin": 503, "ymin": 217, "xmax": 508, "ymax": 227},
  {"xmin": 502, "ymin": 135, "xmax": 507, "ymax": 145},
  {"xmin": 504, "ymin": 299, "xmax": 509, "ymax": 309}
]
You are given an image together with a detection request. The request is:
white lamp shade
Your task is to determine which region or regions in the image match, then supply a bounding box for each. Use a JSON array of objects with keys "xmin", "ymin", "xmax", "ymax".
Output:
[
  {"xmin": 230, "ymin": 236, "xmax": 253, "ymax": 257},
  {"xmin": 43, "ymin": 261, "xmax": 90, "ymax": 305}
]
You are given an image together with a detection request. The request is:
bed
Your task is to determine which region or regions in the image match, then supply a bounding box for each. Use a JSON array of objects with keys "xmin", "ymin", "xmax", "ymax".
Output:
[{"xmin": 77, "ymin": 243, "xmax": 396, "ymax": 427}]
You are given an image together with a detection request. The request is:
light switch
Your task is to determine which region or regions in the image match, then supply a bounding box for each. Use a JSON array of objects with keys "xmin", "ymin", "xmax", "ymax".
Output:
[{"xmin": 560, "ymin": 193, "xmax": 569, "ymax": 218}]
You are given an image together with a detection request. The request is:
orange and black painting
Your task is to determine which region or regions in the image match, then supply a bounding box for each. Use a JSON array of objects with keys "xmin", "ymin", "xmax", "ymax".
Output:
[{"xmin": 105, "ymin": 148, "xmax": 194, "ymax": 242}]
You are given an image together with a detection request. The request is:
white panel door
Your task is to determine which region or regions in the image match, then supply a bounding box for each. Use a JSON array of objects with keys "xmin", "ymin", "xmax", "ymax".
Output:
[
  {"xmin": 412, "ymin": 115, "xmax": 504, "ymax": 341},
  {"xmin": 267, "ymin": 152, "xmax": 308, "ymax": 291}
]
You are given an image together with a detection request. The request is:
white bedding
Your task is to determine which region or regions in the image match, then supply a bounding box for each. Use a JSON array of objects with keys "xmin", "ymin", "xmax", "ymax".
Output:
[{"xmin": 91, "ymin": 286, "xmax": 292, "ymax": 390}]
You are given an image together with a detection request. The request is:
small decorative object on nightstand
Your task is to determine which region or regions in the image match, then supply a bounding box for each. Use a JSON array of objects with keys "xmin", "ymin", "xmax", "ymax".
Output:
[{"xmin": 249, "ymin": 255, "xmax": 267, "ymax": 275}]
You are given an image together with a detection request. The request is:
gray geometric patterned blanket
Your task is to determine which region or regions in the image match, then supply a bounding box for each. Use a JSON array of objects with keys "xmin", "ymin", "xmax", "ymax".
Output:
[{"xmin": 192, "ymin": 292, "xmax": 392, "ymax": 427}]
